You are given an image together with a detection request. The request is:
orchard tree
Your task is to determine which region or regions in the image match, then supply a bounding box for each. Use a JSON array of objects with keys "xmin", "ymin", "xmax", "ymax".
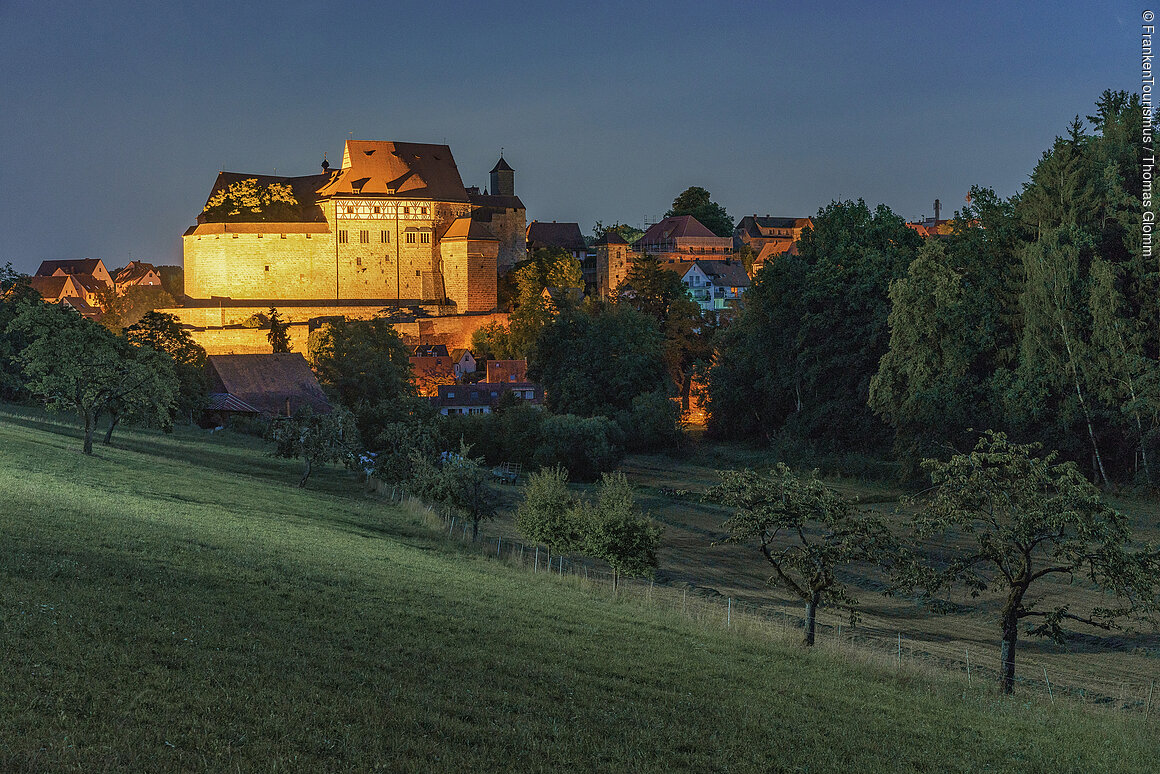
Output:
[
  {"xmin": 578, "ymin": 472, "xmax": 663, "ymax": 592},
  {"xmin": 903, "ymin": 432, "xmax": 1159, "ymax": 694},
  {"xmin": 709, "ymin": 464, "xmax": 892, "ymax": 645},
  {"xmin": 267, "ymin": 307, "xmax": 291, "ymax": 353},
  {"xmin": 13, "ymin": 303, "xmax": 177, "ymax": 454},
  {"xmin": 124, "ymin": 311, "xmax": 208, "ymax": 420},
  {"xmin": 98, "ymin": 336, "xmax": 179, "ymax": 445},
  {"xmin": 268, "ymin": 407, "xmax": 357, "ymax": 488},
  {"xmin": 439, "ymin": 442, "xmax": 499, "ymax": 541},
  {"xmin": 516, "ymin": 465, "xmax": 581, "ymax": 566}
]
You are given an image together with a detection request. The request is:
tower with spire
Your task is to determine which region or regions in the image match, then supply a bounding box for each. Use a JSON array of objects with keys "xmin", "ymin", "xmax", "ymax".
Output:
[{"xmin": 489, "ymin": 154, "xmax": 515, "ymax": 197}]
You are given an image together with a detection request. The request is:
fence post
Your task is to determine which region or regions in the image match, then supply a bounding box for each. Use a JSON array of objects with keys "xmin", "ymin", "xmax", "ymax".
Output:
[
  {"xmin": 897, "ymin": 634, "xmax": 902, "ymax": 669},
  {"xmin": 497, "ymin": 537, "xmax": 502, "ymax": 556},
  {"xmin": 1147, "ymin": 681, "xmax": 1155, "ymax": 722},
  {"xmin": 966, "ymin": 648, "xmax": 971, "ymax": 686},
  {"xmin": 449, "ymin": 516, "xmax": 456, "ymax": 535},
  {"xmin": 728, "ymin": 598, "xmax": 732, "ymax": 628},
  {"xmin": 1043, "ymin": 666, "xmax": 1054, "ymax": 704},
  {"xmin": 534, "ymin": 546, "xmax": 539, "ymax": 573}
]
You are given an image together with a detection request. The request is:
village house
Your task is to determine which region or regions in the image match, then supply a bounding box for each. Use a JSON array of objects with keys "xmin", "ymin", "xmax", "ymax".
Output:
[
  {"xmin": 486, "ymin": 358, "xmax": 528, "ymax": 384},
  {"xmin": 526, "ymin": 221, "xmax": 588, "ymax": 262},
  {"xmin": 430, "ymin": 381, "xmax": 543, "ymax": 416},
  {"xmin": 682, "ymin": 260, "xmax": 750, "ymax": 312},
  {"xmin": 113, "ymin": 261, "xmax": 163, "ymax": 294},
  {"xmin": 205, "ymin": 353, "xmax": 331, "ymax": 424},
  {"xmin": 632, "ymin": 215, "xmax": 733, "ymax": 267},
  {"xmin": 36, "ymin": 258, "xmax": 114, "ymax": 288},
  {"xmin": 733, "ymin": 215, "xmax": 813, "ymax": 274}
]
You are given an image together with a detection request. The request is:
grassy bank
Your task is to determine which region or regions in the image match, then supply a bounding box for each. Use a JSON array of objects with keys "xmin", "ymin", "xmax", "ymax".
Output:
[{"xmin": 0, "ymin": 408, "xmax": 1156, "ymax": 772}]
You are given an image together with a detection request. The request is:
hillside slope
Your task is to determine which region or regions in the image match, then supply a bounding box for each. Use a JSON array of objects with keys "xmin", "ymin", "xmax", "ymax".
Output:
[{"xmin": 0, "ymin": 409, "xmax": 1155, "ymax": 772}]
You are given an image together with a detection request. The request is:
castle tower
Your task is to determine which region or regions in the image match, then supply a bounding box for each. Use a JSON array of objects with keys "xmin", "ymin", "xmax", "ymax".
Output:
[
  {"xmin": 490, "ymin": 155, "xmax": 515, "ymax": 197},
  {"xmin": 594, "ymin": 231, "xmax": 631, "ymax": 299}
]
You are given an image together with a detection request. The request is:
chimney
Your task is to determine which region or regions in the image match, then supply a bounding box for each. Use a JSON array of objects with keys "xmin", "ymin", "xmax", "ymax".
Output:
[{"xmin": 933, "ymin": 198, "xmax": 941, "ymax": 222}]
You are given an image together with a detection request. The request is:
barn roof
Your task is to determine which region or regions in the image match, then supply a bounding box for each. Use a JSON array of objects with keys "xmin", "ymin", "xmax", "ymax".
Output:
[
  {"xmin": 316, "ymin": 140, "xmax": 470, "ymax": 202},
  {"xmin": 206, "ymin": 353, "xmax": 331, "ymax": 416}
]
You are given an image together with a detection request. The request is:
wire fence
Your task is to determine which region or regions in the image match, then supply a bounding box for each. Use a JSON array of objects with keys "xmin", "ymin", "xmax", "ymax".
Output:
[{"xmin": 406, "ymin": 496, "xmax": 1159, "ymax": 721}]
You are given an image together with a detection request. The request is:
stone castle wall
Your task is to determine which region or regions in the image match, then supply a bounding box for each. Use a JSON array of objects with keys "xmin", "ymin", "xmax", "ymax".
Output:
[{"xmin": 175, "ymin": 310, "xmax": 510, "ymax": 355}]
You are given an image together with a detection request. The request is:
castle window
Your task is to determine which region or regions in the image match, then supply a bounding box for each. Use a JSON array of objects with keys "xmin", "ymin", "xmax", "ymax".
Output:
[
  {"xmin": 306, "ymin": 233, "xmax": 311, "ymax": 239},
  {"xmin": 232, "ymin": 234, "xmax": 239, "ymax": 239},
  {"xmin": 339, "ymin": 230, "xmax": 348, "ymax": 244},
  {"xmin": 280, "ymin": 234, "xmax": 286, "ymax": 239},
  {"xmin": 373, "ymin": 206, "xmax": 381, "ymax": 214},
  {"xmin": 264, "ymin": 265, "xmax": 270, "ymax": 272},
  {"xmin": 403, "ymin": 207, "xmax": 410, "ymax": 214},
  {"xmin": 420, "ymin": 232, "xmax": 431, "ymax": 244},
  {"xmin": 356, "ymin": 256, "xmax": 362, "ymax": 266},
  {"xmin": 360, "ymin": 230, "xmax": 369, "ymax": 243},
  {"xmin": 406, "ymin": 232, "xmax": 416, "ymax": 244},
  {"xmin": 421, "ymin": 206, "xmax": 429, "ymax": 215},
  {"xmin": 381, "ymin": 231, "xmax": 389, "ymax": 243},
  {"xmin": 346, "ymin": 206, "xmax": 354, "ymax": 214},
  {"xmin": 257, "ymin": 233, "xmax": 262, "ymax": 238},
  {"xmin": 416, "ymin": 270, "xmax": 421, "ymax": 276}
]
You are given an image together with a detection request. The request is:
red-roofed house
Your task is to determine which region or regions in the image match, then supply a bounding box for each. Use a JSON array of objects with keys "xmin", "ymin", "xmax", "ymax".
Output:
[
  {"xmin": 113, "ymin": 261, "xmax": 163, "ymax": 293},
  {"xmin": 486, "ymin": 359, "xmax": 528, "ymax": 384},
  {"xmin": 734, "ymin": 216, "xmax": 813, "ymax": 274},
  {"xmin": 632, "ymin": 215, "xmax": 732, "ymax": 267}
]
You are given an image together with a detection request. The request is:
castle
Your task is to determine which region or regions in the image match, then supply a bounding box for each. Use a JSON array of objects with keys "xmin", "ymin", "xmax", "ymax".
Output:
[{"xmin": 182, "ymin": 140, "xmax": 525, "ymax": 314}]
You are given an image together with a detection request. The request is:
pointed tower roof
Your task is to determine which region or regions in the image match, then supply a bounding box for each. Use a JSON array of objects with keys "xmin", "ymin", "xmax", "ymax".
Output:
[{"xmin": 490, "ymin": 156, "xmax": 514, "ymax": 173}]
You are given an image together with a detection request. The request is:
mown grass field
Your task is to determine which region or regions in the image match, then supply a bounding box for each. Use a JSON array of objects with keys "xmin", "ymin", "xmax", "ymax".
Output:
[{"xmin": 1, "ymin": 406, "xmax": 1158, "ymax": 772}]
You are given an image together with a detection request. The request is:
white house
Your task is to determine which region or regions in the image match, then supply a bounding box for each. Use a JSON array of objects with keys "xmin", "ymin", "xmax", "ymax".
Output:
[{"xmin": 682, "ymin": 260, "xmax": 750, "ymax": 312}]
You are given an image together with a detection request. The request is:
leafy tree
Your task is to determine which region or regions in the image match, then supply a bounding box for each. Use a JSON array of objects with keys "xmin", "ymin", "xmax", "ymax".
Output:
[
  {"xmin": 532, "ymin": 413, "xmax": 624, "ymax": 482},
  {"xmin": 666, "ymin": 186, "xmax": 734, "ymax": 237},
  {"xmin": 12, "ymin": 303, "xmax": 178, "ymax": 454},
  {"xmin": 0, "ymin": 265, "xmax": 39, "ymax": 400},
  {"xmin": 529, "ymin": 303, "xmax": 668, "ymax": 419},
  {"xmin": 371, "ymin": 420, "xmax": 444, "ymax": 500},
  {"xmin": 515, "ymin": 464, "xmax": 580, "ymax": 565},
  {"xmin": 267, "ymin": 307, "xmax": 291, "ymax": 353},
  {"xmin": 201, "ymin": 178, "xmax": 301, "ymax": 222},
  {"xmin": 708, "ymin": 200, "xmax": 920, "ymax": 450},
  {"xmin": 268, "ymin": 407, "xmax": 358, "ymax": 488},
  {"xmin": 307, "ymin": 317, "xmax": 415, "ymax": 441},
  {"xmin": 98, "ymin": 335, "xmax": 179, "ymax": 445},
  {"xmin": 577, "ymin": 472, "xmax": 663, "ymax": 592},
  {"xmin": 434, "ymin": 441, "xmax": 498, "ymax": 541},
  {"xmin": 124, "ymin": 311, "xmax": 208, "ymax": 421},
  {"xmin": 592, "ymin": 221, "xmax": 644, "ymax": 246},
  {"xmin": 96, "ymin": 285, "xmax": 176, "ymax": 333},
  {"xmin": 709, "ymin": 464, "xmax": 892, "ymax": 645},
  {"xmin": 901, "ymin": 432, "xmax": 1159, "ymax": 694}
]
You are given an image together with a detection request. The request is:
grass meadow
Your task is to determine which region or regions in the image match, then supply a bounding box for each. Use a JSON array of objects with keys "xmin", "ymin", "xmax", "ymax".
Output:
[{"xmin": 1, "ymin": 405, "xmax": 1158, "ymax": 772}]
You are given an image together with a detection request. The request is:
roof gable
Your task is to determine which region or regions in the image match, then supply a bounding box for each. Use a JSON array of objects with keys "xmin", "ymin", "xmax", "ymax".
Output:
[
  {"xmin": 206, "ymin": 354, "xmax": 331, "ymax": 416},
  {"xmin": 317, "ymin": 140, "xmax": 469, "ymax": 202},
  {"xmin": 526, "ymin": 221, "xmax": 587, "ymax": 252}
]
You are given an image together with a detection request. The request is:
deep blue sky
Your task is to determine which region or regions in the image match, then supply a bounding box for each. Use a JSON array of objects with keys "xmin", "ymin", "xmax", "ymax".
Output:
[{"xmin": 0, "ymin": 0, "xmax": 1140, "ymax": 274}]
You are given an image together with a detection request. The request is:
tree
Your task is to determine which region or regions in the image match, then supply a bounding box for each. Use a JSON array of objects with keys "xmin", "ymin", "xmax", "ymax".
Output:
[
  {"xmin": 12, "ymin": 303, "xmax": 178, "ymax": 454},
  {"xmin": 268, "ymin": 407, "xmax": 357, "ymax": 487},
  {"xmin": 529, "ymin": 303, "xmax": 668, "ymax": 419},
  {"xmin": 267, "ymin": 307, "xmax": 291, "ymax": 353},
  {"xmin": 707, "ymin": 200, "xmax": 920, "ymax": 450},
  {"xmin": 578, "ymin": 472, "xmax": 663, "ymax": 592},
  {"xmin": 516, "ymin": 465, "xmax": 580, "ymax": 566},
  {"xmin": 902, "ymin": 432, "xmax": 1159, "ymax": 694},
  {"xmin": 435, "ymin": 441, "xmax": 498, "ymax": 541},
  {"xmin": 307, "ymin": 317, "xmax": 415, "ymax": 441},
  {"xmin": 709, "ymin": 464, "xmax": 892, "ymax": 645},
  {"xmin": 531, "ymin": 413, "xmax": 624, "ymax": 482},
  {"xmin": 124, "ymin": 311, "xmax": 208, "ymax": 421},
  {"xmin": 371, "ymin": 419, "xmax": 444, "ymax": 500},
  {"xmin": 666, "ymin": 186, "xmax": 734, "ymax": 237},
  {"xmin": 96, "ymin": 285, "xmax": 176, "ymax": 333},
  {"xmin": 98, "ymin": 335, "xmax": 179, "ymax": 445},
  {"xmin": 592, "ymin": 221, "xmax": 644, "ymax": 246},
  {"xmin": 0, "ymin": 265, "xmax": 39, "ymax": 401}
]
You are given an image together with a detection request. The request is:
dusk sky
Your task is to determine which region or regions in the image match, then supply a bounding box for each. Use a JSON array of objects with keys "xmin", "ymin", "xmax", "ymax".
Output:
[{"xmin": 0, "ymin": 0, "xmax": 1141, "ymax": 275}]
